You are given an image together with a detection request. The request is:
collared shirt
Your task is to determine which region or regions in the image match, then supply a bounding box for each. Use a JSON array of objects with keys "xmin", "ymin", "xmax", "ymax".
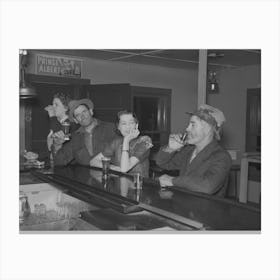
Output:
[{"xmin": 76, "ymin": 119, "xmax": 98, "ymax": 157}]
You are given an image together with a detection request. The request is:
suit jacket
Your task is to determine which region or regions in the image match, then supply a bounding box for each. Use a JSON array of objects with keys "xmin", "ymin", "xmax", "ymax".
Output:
[{"xmin": 155, "ymin": 140, "xmax": 232, "ymax": 196}]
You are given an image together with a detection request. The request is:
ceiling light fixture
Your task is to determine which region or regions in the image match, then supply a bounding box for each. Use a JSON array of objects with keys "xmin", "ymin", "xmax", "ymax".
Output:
[
  {"xmin": 19, "ymin": 49, "xmax": 37, "ymax": 99},
  {"xmin": 207, "ymin": 70, "xmax": 219, "ymax": 93}
]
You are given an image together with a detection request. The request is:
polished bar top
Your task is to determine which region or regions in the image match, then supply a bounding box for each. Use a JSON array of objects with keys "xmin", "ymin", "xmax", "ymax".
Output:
[{"xmin": 30, "ymin": 165, "xmax": 260, "ymax": 230}]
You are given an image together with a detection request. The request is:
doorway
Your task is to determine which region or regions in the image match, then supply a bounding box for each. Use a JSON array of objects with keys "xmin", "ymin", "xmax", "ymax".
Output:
[
  {"xmin": 246, "ymin": 88, "xmax": 261, "ymax": 152},
  {"xmin": 132, "ymin": 86, "xmax": 171, "ymax": 155}
]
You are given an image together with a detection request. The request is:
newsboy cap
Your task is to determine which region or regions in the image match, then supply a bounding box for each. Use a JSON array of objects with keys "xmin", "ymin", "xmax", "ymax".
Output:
[{"xmin": 186, "ymin": 104, "xmax": 226, "ymax": 140}]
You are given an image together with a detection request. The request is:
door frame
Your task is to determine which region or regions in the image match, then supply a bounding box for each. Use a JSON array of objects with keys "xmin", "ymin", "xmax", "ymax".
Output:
[
  {"xmin": 131, "ymin": 86, "xmax": 171, "ymax": 153},
  {"xmin": 245, "ymin": 87, "xmax": 261, "ymax": 152}
]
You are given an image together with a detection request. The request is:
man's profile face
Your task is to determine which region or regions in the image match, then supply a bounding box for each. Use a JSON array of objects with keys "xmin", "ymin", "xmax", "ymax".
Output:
[
  {"xmin": 186, "ymin": 115, "xmax": 209, "ymax": 145},
  {"xmin": 73, "ymin": 105, "xmax": 93, "ymax": 127}
]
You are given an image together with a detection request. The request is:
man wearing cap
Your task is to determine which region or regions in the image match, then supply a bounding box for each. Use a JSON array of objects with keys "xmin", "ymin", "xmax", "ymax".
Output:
[
  {"xmin": 155, "ymin": 104, "xmax": 232, "ymax": 196},
  {"xmin": 52, "ymin": 98, "xmax": 117, "ymax": 166}
]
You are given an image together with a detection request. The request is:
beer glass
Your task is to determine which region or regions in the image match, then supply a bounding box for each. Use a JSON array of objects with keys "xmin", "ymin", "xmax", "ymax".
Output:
[
  {"xmin": 61, "ymin": 120, "xmax": 71, "ymax": 141},
  {"xmin": 101, "ymin": 157, "xmax": 111, "ymax": 176},
  {"xmin": 133, "ymin": 173, "xmax": 143, "ymax": 189},
  {"xmin": 180, "ymin": 131, "xmax": 188, "ymax": 142}
]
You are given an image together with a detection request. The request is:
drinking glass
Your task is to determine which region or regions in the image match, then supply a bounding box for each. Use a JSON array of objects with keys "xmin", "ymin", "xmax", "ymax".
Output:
[
  {"xmin": 101, "ymin": 157, "xmax": 111, "ymax": 175},
  {"xmin": 180, "ymin": 131, "xmax": 188, "ymax": 142},
  {"xmin": 61, "ymin": 121, "xmax": 71, "ymax": 141},
  {"xmin": 133, "ymin": 173, "xmax": 143, "ymax": 189}
]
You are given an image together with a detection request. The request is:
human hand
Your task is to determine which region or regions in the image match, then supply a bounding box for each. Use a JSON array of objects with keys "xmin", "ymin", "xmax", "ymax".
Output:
[
  {"xmin": 44, "ymin": 105, "xmax": 55, "ymax": 117},
  {"xmin": 47, "ymin": 130, "xmax": 54, "ymax": 151},
  {"xmin": 168, "ymin": 134, "xmax": 185, "ymax": 151},
  {"xmin": 158, "ymin": 174, "xmax": 174, "ymax": 187},
  {"xmin": 52, "ymin": 130, "xmax": 66, "ymax": 145},
  {"xmin": 124, "ymin": 128, "xmax": 140, "ymax": 143}
]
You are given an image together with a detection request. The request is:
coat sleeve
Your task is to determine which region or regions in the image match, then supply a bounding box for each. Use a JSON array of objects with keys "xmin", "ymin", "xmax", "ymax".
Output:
[
  {"xmin": 53, "ymin": 141, "xmax": 74, "ymax": 166},
  {"xmin": 172, "ymin": 152, "xmax": 232, "ymax": 194},
  {"xmin": 49, "ymin": 117, "xmax": 61, "ymax": 132},
  {"xmin": 70, "ymin": 122, "xmax": 80, "ymax": 133},
  {"xmin": 155, "ymin": 146, "xmax": 187, "ymax": 170},
  {"xmin": 132, "ymin": 136, "xmax": 152, "ymax": 162}
]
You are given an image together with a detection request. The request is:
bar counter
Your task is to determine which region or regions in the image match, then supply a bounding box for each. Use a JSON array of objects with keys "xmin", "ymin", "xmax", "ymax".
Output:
[{"xmin": 19, "ymin": 165, "xmax": 261, "ymax": 231}]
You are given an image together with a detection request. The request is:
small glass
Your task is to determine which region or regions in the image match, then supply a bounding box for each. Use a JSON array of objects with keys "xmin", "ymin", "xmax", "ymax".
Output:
[
  {"xmin": 133, "ymin": 173, "xmax": 143, "ymax": 189},
  {"xmin": 19, "ymin": 192, "xmax": 30, "ymax": 224},
  {"xmin": 135, "ymin": 187, "xmax": 141, "ymax": 202},
  {"xmin": 180, "ymin": 131, "xmax": 188, "ymax": 142},
  {"xmin": 61, "ymin": 120, "xmax": 71, "ymax": 141},
  {"xmin": 101, "ymin": 157, "xmax": 111, "ymax": 175},
  {"xmin": 102, "ymin": 175, "xmax": 108, "ymax": 190}
]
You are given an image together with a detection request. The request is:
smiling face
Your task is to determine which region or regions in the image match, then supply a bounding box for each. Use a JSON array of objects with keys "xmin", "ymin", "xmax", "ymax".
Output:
[
  {"xmin": 118, "ymin": 113, "xmax": 138, "ymax": 137},
  {"xmin": 52, "ymin": 97, "xmax": 68, "ymax": 118},
  {"xmin": 186, "ymin": 115, "xmax": 212, "ymax": 145},
  {"xmin": 73, "ymin": 104, "xmax": 94, "ymax": 127}
]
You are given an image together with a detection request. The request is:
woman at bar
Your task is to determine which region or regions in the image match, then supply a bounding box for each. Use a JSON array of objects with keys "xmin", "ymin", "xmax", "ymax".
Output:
[
  {"xmin": 90, "ymin": 110, "xmax": 153, "ymax": 177},
  {"xmin": 45, "ymin": 92, "xmax": 78, "ymax": 152}
]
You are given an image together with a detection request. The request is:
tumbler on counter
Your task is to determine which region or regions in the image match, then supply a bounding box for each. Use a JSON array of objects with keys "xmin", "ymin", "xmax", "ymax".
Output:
[
  {"xmin": 19, "ymin": 191, "xmax": 31, "ymax": 224},
  {"xmin": 102, "ymin": 174, "xmax": 108, "ymax": 180},
  {"xmin": 101, "ymin": 157, "xmax": 111, "ymax": 176},
  {"xmin": 102, "ymin": 175, "xmax": 108, "ymax": 190},
  {"xmin": 133, "ymin": 173, "xmax": 143, "ymax": 189},
  {"xmin": 135, "ymin": 187, "xmax": 141, "ymax": 202}
]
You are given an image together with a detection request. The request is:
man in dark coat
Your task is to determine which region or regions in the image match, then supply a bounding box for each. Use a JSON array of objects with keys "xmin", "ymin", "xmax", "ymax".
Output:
[
  {"xmin": 155, "ymin": 104, "xmax": 232, "ymax": 196},
  {"xmin": 52, "ymin": 98, "xmax": 117, "ymax": 166}
]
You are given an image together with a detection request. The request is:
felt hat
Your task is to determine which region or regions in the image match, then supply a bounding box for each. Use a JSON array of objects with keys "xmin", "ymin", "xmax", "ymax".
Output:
[{"xmin": 68, "ymin": 98, "xmax": 94, "ymax": 121}]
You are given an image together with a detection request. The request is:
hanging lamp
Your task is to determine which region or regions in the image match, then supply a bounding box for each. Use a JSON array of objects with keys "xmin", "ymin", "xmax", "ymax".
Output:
[{"xmin": 19, "ymin": 49, "xmax": 37, "ymax": 99}]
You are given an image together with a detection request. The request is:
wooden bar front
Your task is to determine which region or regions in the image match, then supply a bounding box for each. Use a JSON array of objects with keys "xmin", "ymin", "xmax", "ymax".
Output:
[{"xmin": 20, "ymin": 165, "xmax": 261, "ymax": 231}]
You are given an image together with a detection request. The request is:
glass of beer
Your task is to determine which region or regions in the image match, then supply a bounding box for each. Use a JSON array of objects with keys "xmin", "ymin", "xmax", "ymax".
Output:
[
  {"xmin": 133, "ymin": 173, "xmax": 143, "ymax": 189},
  {"xmin": 180, "ymin": 131, "xmax": 188, "ymax": 142},
  {"xmin": 61, "ymin": 120, "xmax": 71, "ymax": 141},
  {"xmin": 101, "ymin": 157, "xmax": 111, "ymax": 176}
]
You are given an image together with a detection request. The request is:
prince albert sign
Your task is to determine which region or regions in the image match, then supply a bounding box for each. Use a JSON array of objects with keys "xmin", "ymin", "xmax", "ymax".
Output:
[{"xmin": 36, "ymin": 54, "xmax": 82, "ymax": 78}]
